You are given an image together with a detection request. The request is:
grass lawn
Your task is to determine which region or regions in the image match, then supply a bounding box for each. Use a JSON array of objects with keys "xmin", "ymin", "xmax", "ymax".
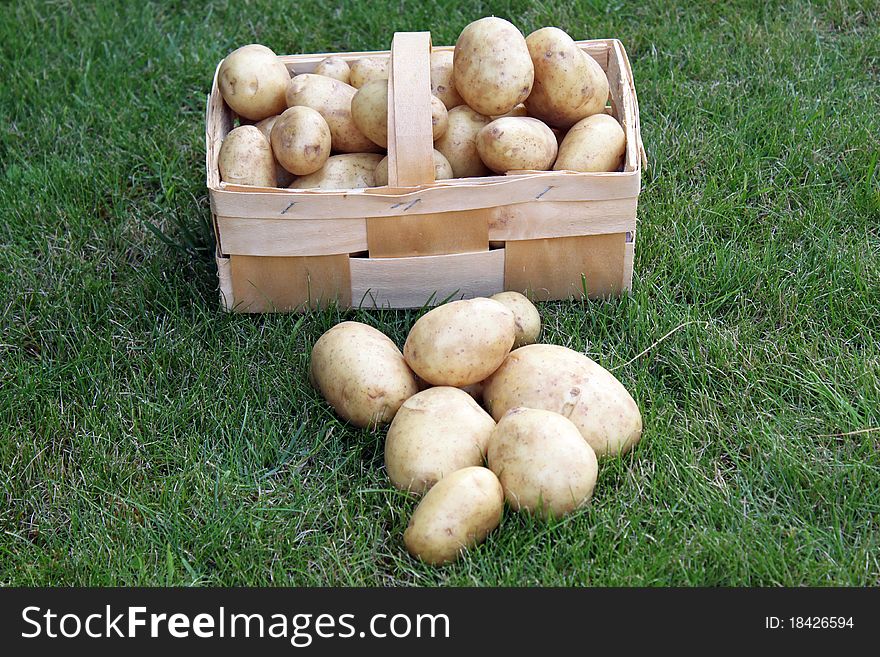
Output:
[{"xmin": 1, "ymin": 0, "xmax": 879, "ymax": 586}]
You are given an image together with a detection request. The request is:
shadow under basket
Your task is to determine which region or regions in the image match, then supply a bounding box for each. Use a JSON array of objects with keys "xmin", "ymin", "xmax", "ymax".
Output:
[{"xmin": 206, "ymin": 33, "xmax": 646, "ymax": 312}]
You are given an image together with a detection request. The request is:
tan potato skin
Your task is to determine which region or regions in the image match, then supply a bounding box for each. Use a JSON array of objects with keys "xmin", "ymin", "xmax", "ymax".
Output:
[
  {"xmin": 285, "ymin": 74, "xmax": 381, "ymax": 153},
  {"xmin": 349, "ymin": 57, "xmax": 389, "ymax": 88},
  {"xmin": 483, "ymin": 343, "xmax": 643, "ymax": 457},
  {"xmin": 491, "ymin": 104, "xmax": 528, "ymax": 120},
  {"xmin": 414, "ymin": 378, "xmax": 484, "ymax": 403},
  {"xmin": 430, "ymin": 50, "xmax": 464, "ymax": 109},
  {"xmin": 430, "ymin": 96, "xmax": 449, "ymax": 141},
  {"xmin": 313, "ymin": 56, "xmax": 351, "ymax": 84},
  {"xmin": 352, "ymin": 80, "xmax": 447, "ymax": 148},
  {"xmin": 453, "ymin": 17, "xmax": 534, "ymax": 116},
  {"xmin": 433, "ymin": 105, "xmax": 492, "ymax": 178},
  {"xmin": 385, "ymin": 387, "xmax": 496, "ymax": 494},
  {"xmin": 524, "ymin": 27, "xmax": 610, "ymax": 129},
  {"xmin": 487, "ymin": 408, "xmax": 598, "ymax": 518},
  {"xmin": 350, "ymin": 79, "xmax": 389, "ymax": 147},
  {"xmin": 490, "ymin": 292, "xmax": 541, "ymax": 348},
  {"xmin": 404, "ymin": 466, "xmax": 503, "ymax": 565},
  {"xmin": 374, "ymin": 150, "xmax": 453, "ymax": 186},
  {"xmin": 403, "ymin": 298, "xmax": 516, "ymax": 387},
  {"xmin": 270, "ymin": 106, "xmax": 331, "ymax": 175},
  {"xmin": 309, "ymin": 321, "xmax": 418, "ymax": 428},
  {"xmin": 476, "ymin": 117, "xmax": 558, "ymax": 173},
  {"xmin": 254, "ymin": 115, "xmax": 295, "ymax": 187},
  {"xmin": 218, "ymin": 44, "xmax": 291, "ymax": 121},
  {"xmin": 554, "ymin": 113, "xmax": 626, "ymax": 172},
  {"xmin": 218, "ymin": 125, "xmax": 276, "ymax": 187},
  {"xmin": 289, "ymin": 153, "xmax": 384, "ymax": 190},
  {"xmin": 254, "ymin": 115, "xmax": 278, "ymax": 140}
]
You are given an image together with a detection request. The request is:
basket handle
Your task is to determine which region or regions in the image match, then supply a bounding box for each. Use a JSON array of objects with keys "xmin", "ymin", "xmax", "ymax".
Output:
[{"xmin": 385, "ymin": 32, "xmax": 436, "ymax": 187}]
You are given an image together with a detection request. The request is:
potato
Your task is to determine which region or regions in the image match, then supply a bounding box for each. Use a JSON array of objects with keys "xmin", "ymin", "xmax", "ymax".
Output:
[
  {"xmin": 285, "ymin": 74, "xmax": 380, "ymax": 153},
  {"xmin": 483, "ymin": 344, "xmax": 643, "ymax": 457},
  {"xmin": 403, "ymin": 466, "xmax": 503, "ymax": 565},
  {"xmin": 453, "ymin": 17, "xmax": 534, "ymax": 116},
  {"xmin": 218, "ymin": 44, "xmax": 291, "ymax": 121},
  {"xmin": 475, "ymin": 117, "xmax": 558, "ymax": 173},
  {"xmin": 491, "ymin": 104, "xmax": 528, "ymax": 120},
  {"xmin": 352, "ymin": 80, "xmax": 448, "ymax": 148},
  {"xmin": 310, "ymin": 321, "xmax": 418, "ymax": 428},
  {"xmin": 524, "ymin": 27, "xmax": 610, "ymax": 129},
  {"xmin": 385, "ymin": 387, "xmax": 495, "ymax": 494},
  {"xmin": 403, "ymin": 298, "xmax": 515, "ymax": 387},
  {"xmin": 254, "ymin": 115, "xmax": 278, "ymax": 139},
  {"xmin": 433, "ymin": 105, "xmax": 492, "ymax": 178},
  {"xmin": 490, "ymin": 292, "xmax": 541, "ymax": 348},
  {"xmin": 430, "ymin": 97, "xmax": 449, "ymax": 141},
  {"xmin": 350, "ymin": 79, "xmax": 389, "ymax": 148},
  {"xmin": 410, "ymin": 376, "xmax": 484, "ymax": 403},
  {"xmin": 218, "ymin": 125, "xmax": 276, "ymax": 187},
  {"xmin": 349, "ymin": 57, "xmax": 388, "ymax": 89},
  {"xmin": 289, "ymin": 153, "xmax": 383, "ymax": 190},
  {"xmin": 270, "ymin": 106, "xmax": 331, "ymax": 175},
  {"xmin": 254, "ymin": 115, "xmax": 295, "ymax": 187},
  {"xmin": 313, "ymin": 56, "xmax": 351, "ymax": 84},
  {"xmin": 554, "ymin": 113, "xmax": 626, "ymax": 173},
  {"xmin": 374, "ymin": 150, "xmax": 454, "ymax": 186},
  {"xmin": 430, "ymin": 50, "xmax": 464, "ymax": 109},
  {"xmin": 487, "ymin": 408, "xmax": 598, "ymax": 518}
]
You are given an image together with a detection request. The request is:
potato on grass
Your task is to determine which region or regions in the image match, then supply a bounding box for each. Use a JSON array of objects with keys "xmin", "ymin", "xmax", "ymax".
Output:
[
  {"xmin": 374, "ymin": 150, "xmax": 453, "ymax": 186},
  {"xmin": 430, "ymin": 50, "xmax": 464, "ymax": 109},
  {"xmin": 285, "ymin": 73, "xmax": 380, "ymax": 153},
  {"xmin": 487, "ymin": 407, "xmax": 598, "ymax": 518},
  {"xmin": 218, "ymin": 125, "xmax": 276, "ymax": 187},
  {"xmin": 433, "ymin": 105, "xmax": 492, "ymax": 178},
  {"xmin": 218, "ymin": 44, "xmax": 290, "ymax": 121},
  {"xmin": 490, "ymin": 291, "xmax": 541, "ymax": 348},
  {"xmin": 270, "ymin": 106, "xmax": 331, "ymax": 175},
  {"xmin": 415, "ymin": 379, "xmax": 485, "ymax": 404},
  {"xmin": 403, "ymin": 298, "xmax": 515, "ymax": 387},
  {"xmin": 310, "ymin": 321, "xmax": 418, "ymax": 428},
  {"xmin": 453, "ymin": 17, "xmax": 534, "ymax": 116},
  {"xmin": 554, "ymin": 113, "xmax": 626, "ymax": 172},
  {"xmin": 404, "ymin": 466, "xmax": 503, "ymax": 565},
  {"xmin": 476, "ymin": 117, "xmax": 557, "ymax": 173},
  {"xmin": 483, "ymin": 343, "xmax": 643, "ymax": 457},
  {"xmin": 313, "ymin": 56, "xmax": 351, "ymax": 84},
  {"xmin": 349, "ymin": 57, "xmax": 388, "ymax": 88},
  {"xmin": 289, "ymin": 153, "xmax": 384, "ymax": 190},
  {"xmin": 385, "ymin": 387, "xmax": 495, "ymax": 494},
  {"xmin": 524, "ymin": 27, "xmax": 609, "ymax": 129}
]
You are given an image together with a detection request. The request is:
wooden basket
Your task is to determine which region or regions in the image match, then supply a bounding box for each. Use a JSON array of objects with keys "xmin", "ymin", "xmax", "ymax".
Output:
[{"xmin": 205, "ymin": 33, "xmax": 646, "ymax": 312}]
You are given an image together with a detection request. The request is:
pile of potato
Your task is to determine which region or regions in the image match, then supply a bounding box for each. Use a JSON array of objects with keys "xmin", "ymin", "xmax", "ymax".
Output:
[
  {"xmin": 217, "ymin": 17, "xmax": 627, "ymax": 190},
  {"xmin": 310, "ymin": 293, "xmax": 643, "ymax": 565}
]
